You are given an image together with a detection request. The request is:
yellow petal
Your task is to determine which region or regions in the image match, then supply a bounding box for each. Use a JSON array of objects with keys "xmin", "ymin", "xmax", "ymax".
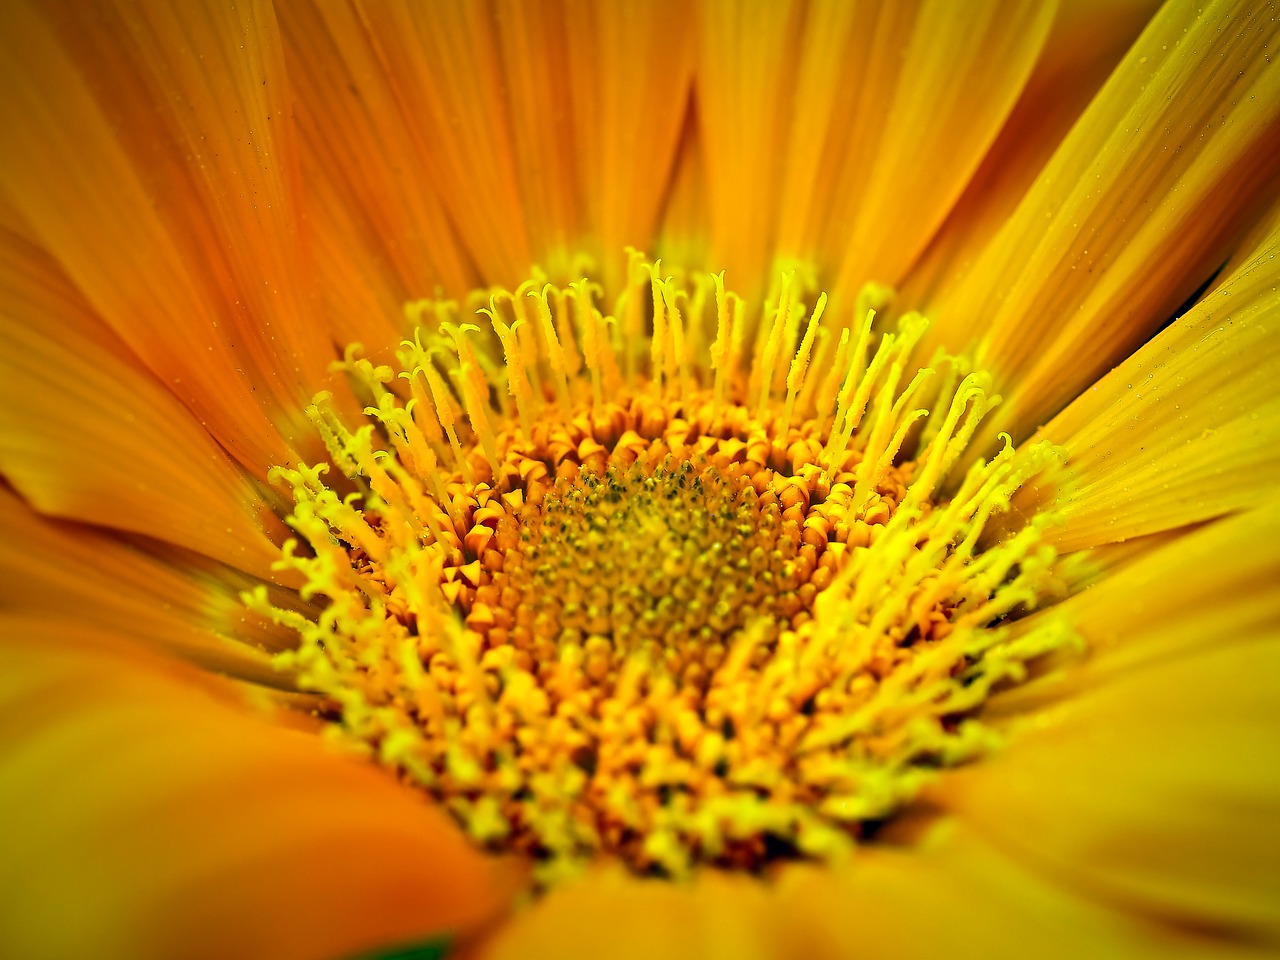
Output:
[
  {"xmin": 927, "ymin": 0, "xmax": 1280, "ymax": 449},
  {"xmin": 1026, "ymin": 211, "xmax": 1280, "ymax": 551},
  {"xmin": 775, "ymin": 823, "xmax": 1249, "ymax": 959},
  {"xmin": 471, "ymin": 821, "xmax": 1228, "ymax": 960},
  {"xmin": 0, "ymin": 487, "xmax": 294, "ymax": 684},
  {"xmin": 0, "ymin": 618, "xmax": 515, "ymax": 960},
  {"xmin": 0, "ymin": 0, "xmax": 329, "ymax": 472},
  {"xmin": 988, "ymin": 500, "xmax": 1280, "ymax": 716},
  {"xmin": 937, "ymin": 601, "xmax": 1280, "ymax": 940},
  {"xmin": 904, "ymin": 0, "xmax": 1159, "ymax": 306},
  {"xmin": 0, "ymin": 217, "xmax": 287, "ymax": 578},
  {"xmin": 696, "ymin": 0, "xmax": 1056, "ymax": 301},
  {"xmin": 469, "ymin": 865, "xmax": 786, "ymax": 960}
]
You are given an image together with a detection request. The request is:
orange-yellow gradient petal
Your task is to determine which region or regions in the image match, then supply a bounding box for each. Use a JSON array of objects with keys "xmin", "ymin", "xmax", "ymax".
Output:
[
  {"xmin": 1028, "ymin": 206, "xmax": 1280, "ymax": 551},
  {"xmin": 774, "ymin": 826, "xmax": 1251, "ymax": 960},
  {"xmin": 989, "ymin": 500, "xmax": 1280, "ymax": 712},
  {"xmin": 496, "ymin": 0, "xmax": 695, "ymax": 289},
  {"xmin": 0, "ymin": 209, "xmax": 287, "ymax": 578},
  {"xmin": 695, "ymin": 0, "xmax": 1055, "ymax": 302},
  {"xmin": 0, "ymin": 0, "xmax": 332, "ymax": 473},
  {"xmin": 275, "ymin": 0, "xmax": 477, "ymax": 351},
  {"xmin": 928, "ymin": 0, "xmax": 1280, "ymax": 448},
  {"xmin": 470, "ymin": 866, "xmax": 786, "ymax": 960},
  {"xmin": 474, "ymin": 828, "xmax": 1238, "ymax": 960},
  {"xmin": 937, "ymin": 506, "xmax": 1280, "ymax": 944},
  {"xmin": 904, "ymin": 0, "xmax": 1159, "ymax": 306},
  {"xmin": 0, "ymin": 488, "xmax": 293, "ymax": 685},
  {"xmin": 0, "ymin": 619, "xmax": 515, "ymax": 960},
  {"xmin": 355, "ymin": 0, "xmax": 534, "ymax": 283}
]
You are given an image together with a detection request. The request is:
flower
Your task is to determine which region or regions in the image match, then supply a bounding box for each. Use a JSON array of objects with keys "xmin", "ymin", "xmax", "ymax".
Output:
[{"xmin": 1, "ymin": 0, "xmax": 1278, "ymax": 958}]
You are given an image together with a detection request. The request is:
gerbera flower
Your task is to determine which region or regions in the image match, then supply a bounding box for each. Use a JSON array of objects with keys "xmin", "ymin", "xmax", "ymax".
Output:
[{"xmin": 2, "ymin": 0, "xmax": 1278, "ymax": 957}]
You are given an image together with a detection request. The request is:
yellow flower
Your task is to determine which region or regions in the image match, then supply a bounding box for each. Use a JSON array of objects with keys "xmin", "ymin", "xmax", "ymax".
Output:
[{"xmin": 1, "ymin": 0, "xmax": 1278, "ymax": 958}]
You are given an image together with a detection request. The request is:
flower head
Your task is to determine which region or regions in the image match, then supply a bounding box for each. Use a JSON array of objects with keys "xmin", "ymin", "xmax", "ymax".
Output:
[{"xmin": 1, "ymin": 1, "xmax": 1278, "ymax": 959}]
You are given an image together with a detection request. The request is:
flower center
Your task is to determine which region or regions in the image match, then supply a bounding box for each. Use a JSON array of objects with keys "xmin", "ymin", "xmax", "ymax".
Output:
[
  {"xmin": 249, "ymin": 254, "xmax": 1074, "ymax": 884},
  {"xmin": 512, "ymin": 456, "xmax": 806, "ymax": 668}
]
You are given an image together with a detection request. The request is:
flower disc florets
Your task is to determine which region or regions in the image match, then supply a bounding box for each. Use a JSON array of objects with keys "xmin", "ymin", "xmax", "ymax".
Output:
[{"xmin": 249, "ymin": 254, "xmax": 1074, "ymax": 883}]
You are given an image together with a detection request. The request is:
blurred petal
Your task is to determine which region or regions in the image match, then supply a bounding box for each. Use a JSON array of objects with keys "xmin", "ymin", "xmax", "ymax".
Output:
[
  {"xmin": 927, "ymin": 0, "xmax": 1280, "ymax": 447},
  {"xmin": 776, "ymin": 825, "xmax": 1259, "ymax": 959},
  {"xmin": 0, "ymin": 210, "xmax": 286, "ymax": 578},
  {"xmin": 655, "ymin": 109, "xmax": 708, "ymax": 270},
  {"xmin": 469, "ymin": 866, "xmax": 785, "ymax": 960},
  {"xmin": 0, "ymin": 619, "xmax": 515, "ymax": 960},
  {"xmin": 0, "ymin": 0, "xmax": 331, "ymax": 472},
  {"xmin": 696, "ymin": 0, "xmax": 1055, "ymax": 300},
  {"xmin": 1028, "ymin": 210, "xmax": 1280, "ymax": 551},
  {"xmin": 692, "ymin": 0, "xmax": 800, "ymax": 293},
  {"xmin": 474, "ymin": 825, "xmax": 1247, "ymax": 960},
  {"xmin": 936, "ymin": 522, "xmax": 1280, "ymax": 942}
]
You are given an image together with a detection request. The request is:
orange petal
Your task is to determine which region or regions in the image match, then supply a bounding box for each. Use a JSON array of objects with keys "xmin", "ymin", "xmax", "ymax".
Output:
[
  {"xmin": 276, "ymin": 0, "xmax": 476, "ymax": 351},
  {"xmin": 1027, "ymin": 210, "xmax": 1280, "ymax": 551},
  {"xmin": 0, "ymin": 0, "xmax": 331, "ymax": 473},
  {"xmin": 476, "ymin": 826, "xmax": 1228, "ymax": 959},
  {"xmin": 695, "ymin": 0, "xmax": 1055, "ymax": 301},
  {"xmin": 656, "ymin": 110, "xmax": 709, "ymax": 271},
  {"xmin": 346, "ymin": 1, "xmax": 533, "ymax": 285},
  {"xmin": 936, "ymin": 602, "xmax": 1280, "ymax": 940},
  {"xmin": 0, "ymin": 487, "xmax": 295, "ymax": 684},
  {"xmin": 692, "ymin": 0, "xmax": 802, "ymax": 294},
  {"xmin": 495, "ymin": 0, "xmax": 695, "ymax": 288},
  {"xmin": 775, "ymin": 824, "xmax": 1245, "ymax": 959},
  {"xmin": 0, "ymin": 214, "xmax": 287, "ymax": 579},
  {"xmin": 926, "ymin": 0, "xmax": 1280, "ymax": 448},
  {"xmin": 0, "ymin": 618, "xmax": 516, "ymax": 960},
  {"xmin": 469, "ymin": 865, "xmax": 786, "ymax": 960}
]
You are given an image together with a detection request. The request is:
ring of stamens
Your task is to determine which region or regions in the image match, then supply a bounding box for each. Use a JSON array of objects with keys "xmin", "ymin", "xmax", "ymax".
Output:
[{"xmin": 250, "ymin": 256, "xmax": 1074, "ymax": 884}]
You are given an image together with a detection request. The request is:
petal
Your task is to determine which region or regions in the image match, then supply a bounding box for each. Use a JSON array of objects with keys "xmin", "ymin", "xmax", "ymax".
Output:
[
  {"xmin": 0, "ymin": 618, "xmax": 515, "ymax": 960},
  {"xmin": 495, "ymin": 0, "xmax": 695, "ymax": 288},
  {"xmin": 344, "ymin": 0, "xmax": 532, "ymax": 284},
  {"xmin": 987, "ymin": 500, "xmax": 1280, "ymax": 715},
  {"xmin": 936, "ymin": 552, "xmax": 1280, "ymax": 941},
  {"xmin": 656, "ymin": 111, "xmax": 709, "ymax": 270},
  {"xmin": 276, "ymin": 0, "xmax": 477, "ymax": 351},
  {"xmin": 0, "ymin": 212, "xmax": 287, "ymax": 578},
  {"xmin": 926, "ymin": 0, "xmax": 1280, "ymax": 448},
  {"xmin": 334, "ymin": 0, "xmax": 694, "ymax": 291},
  {"xmin": 0, "ymin": 487, "xmax": 294, "ymax": 684},
  {"xmin": 775, "ymin": 825, "xmax": 1256, "ymax": 959},
  {"xmin": 1026, "ymin": 210, "xmax": 1280, "ymax": 551},
  {"xmin": 904, "ymin": 0, "xmax": 1159, "ymax": 306},
  {"xmin": 469, "ymin": 865, "xmax": 786, "ymax": 960},
  {"xmin": 475, "ymin": 825, "xmax": 1242, "ymax": 959},
  {"xmin": 0, "ymin": 0, "xmax": 331, "ymax": 472},
  {"xmin": 695, "ymin": 0, "xmax": 1056, "ymax": 300}
]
